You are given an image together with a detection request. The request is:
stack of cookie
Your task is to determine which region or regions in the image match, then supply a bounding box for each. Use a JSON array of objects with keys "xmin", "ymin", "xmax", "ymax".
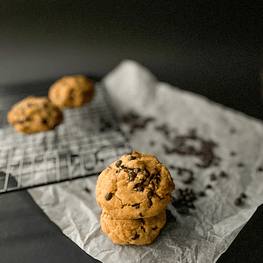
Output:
[
  {"xmin": 7, "ymin": 75, "xmax": 94, "ymax": 134},
  {"xmin": 95, "ymin": 151, "xmax": 175, "ymax": 245}
]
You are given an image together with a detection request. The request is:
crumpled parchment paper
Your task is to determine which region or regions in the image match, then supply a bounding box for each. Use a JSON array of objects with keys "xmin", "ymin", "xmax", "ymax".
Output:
[{"xmin": 6, "ymin": 60, "xmax": 263, "ymax": 262}]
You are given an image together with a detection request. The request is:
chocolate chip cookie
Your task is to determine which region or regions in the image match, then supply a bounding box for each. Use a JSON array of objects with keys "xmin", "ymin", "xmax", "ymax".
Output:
[
  {"xmin": 7, "ymin": 96, "xmax": 63, "ymax": 134},
  {"xmin": 100, "ymin": 209, "xmax": 166, "ymax": 245},
  {"xmin": 95, "ymin": 151, "xmax": 175, "ymax": 219},
  {"xmin": 48, "ymin": 75, "xmax": 95, "ymax": 109}
]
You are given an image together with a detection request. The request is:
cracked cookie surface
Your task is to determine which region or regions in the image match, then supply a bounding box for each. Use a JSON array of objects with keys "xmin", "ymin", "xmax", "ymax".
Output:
[
  {"xmin": 48, "ymin": 75, "xmax": 95, "ymax": 109},
  {"xmin": 7, "ymin": 96, "xmax": 63, "ymax": 134},
  {"xmin": 95, "ymin": 151, "xmax": 175, "ymax": 219},
  {"xmin": 101, "ymin": 209, "xmax": 166, "ymax": 245}
]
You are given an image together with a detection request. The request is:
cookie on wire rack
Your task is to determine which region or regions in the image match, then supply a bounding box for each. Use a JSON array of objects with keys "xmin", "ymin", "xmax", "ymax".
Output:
[
  {"xmin": 7, "ymin": 96, "xmax": 63, "ymax": 134},
  {"xmin": 48, "ymin": 75, "xmax": 95, "ymax": 109}
]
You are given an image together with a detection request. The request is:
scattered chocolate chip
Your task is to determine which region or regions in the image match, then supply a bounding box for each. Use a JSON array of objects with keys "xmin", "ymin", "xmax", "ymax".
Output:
[
  {"xmin": 198, "ymin": 191, "xmax": 205, "ymax": 197},
  {"xmin": 152, "ymin": 226, "xmax": 158, "ymax": 230},
  {"xmin": 150, "ymin": 141, "xmax": 155, "ymax": 146},
  {"xmin": 172, "ymin": 188, "xmax": 197, "ymax": 212},
  {"xmin": 238, "ymin": 163, "xmax": 244, "ymax": 167},
  {"xmin": 139, "ymin": 213, "xmax": 144, "ymax": 217},
  {"xmin": 234, "ymin": 197, "xmax": 242, "ymax": 206},
  {"xmin": 84, "ymin": 187, "xmax": 90, "ymax": 193},
  {"xmin": 219, "ymin": 171, "xmax": 227, "ymax": 178},
  {"xmin": 257, "ymin": 167, "xmax": 263, "ymax": 172},
  {"xmin": 132, "ymin": 203, "xmax": 140, "ymax": 209},
  {"xmin": 133, "ymin": 168, "xmax": 141, "ymax": 173},
  {"xmin": 183, "ymin": 174, "xmax": 194, "ymax": 184},
  {"xmin": 105, "ymin": 193, "xmax": 113, "ymax": 201},
  {"xmin": 141, "ymin": 226, "xmax": 145, "ymax": 232},
  {"xmin": 230, "ymin": 128, "xmax": 236, "ymax": 134},
  {"xmin": 169, "ymin": 165, "xmax": 176, "ymax": 170},
  {"xmin": 122, "ymin": 113, "xmax": 154, "ymax": 134},
  {"xmin": 129, "ymin": 171, "xmax": 137, "ymax": 181},
  {"xmin": 140, "ymin": 218, "xmax": 145, "ymax": 225},
  {"xmin": 129, "ymin": 156, "xmax": 136, "ymax": 161},
  {"xmin": 155, "ymin": 124, "xmax": 170, "ymax": 138},
  {"xmin": 230, "ymin": 152, "xmax": 236, "ymax": 156},
  {"xmin": 210, "ymin": 173, "xmax": 217, "ymax": 181},
  {"xmin": 206, "ymin": 184, "xmax": 212, "ymax": 189},
  {"xmin": 163, "ymin": 129, "xmax": 219, "ymax": 168},
  {"xmin": 42, "ymin": 119, "xmax": 47, "ymax": 124},
  {"xmin": 116, "ymin": 169, "xmax": 121, "ymax": 173},
  {"xmin": 121, "ymin": 113, "xmax": 139, "ymax": 123},
  {"xmin": 240, "ymin": 193, "xmax": 247, "ymax": 199},
  {"xmin": 187, "ymin": 202, "xmax": 195, "ymax": 209},
  {"xmin": 132, "ymin": 233, "xmax": 140, "ymax": 240},
  {"xmin": 115, "ymin": 160, "xmax": 122, "ymax": 168}
]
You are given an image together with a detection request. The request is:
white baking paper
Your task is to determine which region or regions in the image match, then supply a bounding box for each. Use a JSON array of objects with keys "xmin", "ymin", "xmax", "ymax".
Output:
[{"xmin": 3, "ymin": 60, "xmax": 263, "ymax": 263}]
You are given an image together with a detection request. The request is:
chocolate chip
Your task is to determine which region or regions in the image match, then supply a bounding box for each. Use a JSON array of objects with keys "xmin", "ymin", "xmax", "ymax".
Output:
[
  {"xmin": 219, "ymin": 171, "xmax": 227, "ymax": 178},
  {"xmin": 42, "ymin": 119, "xmax": 47, "ymax": 124},
  {"xmin": 105, "ymin": 193, "xmax": 113, "ymax": 201},
  {"xmin": 238, "ymin": 163, "xmax": 244, "ymax": 167},
  {"xmin": 206, "ymin": 184, "xmax": 212, "ymax": 189},
  {"xmin": 129, "ymin": 171, "xmax": 137, "ymax": 181},
  {"xmin": 234, "ymin": 197, "xmax": 242, "ymax": 206},
  {"xmin": 143, "ymin": 170, "xmax": 150, "ymax": 177},
  {"xmin": 134, "ymin": 184, "xmax": 144, "ymax": 192},
  {"xmin": 147, "ymin": 190, "xmax": 154, "ymax": 197},
  {"xmin": 230, "ymin": 128, "xmax": 236, "ymax": 134},
  {"xmin": 169, "ymin": 165, "xmax": 176, "ymax": 169},
  {"xmin": 132, "ymin": 203, "xmax": 140, "ymax": 209},
  {"xmin": 140, "ymin": 218, "xmax": 145, "ymax": 224},
  {"xmin": 150, "ymin": 141, "xmax": 155, "ymax": 146},
  {"xmin": 240, "ymin": 193, "xmax": 247, "ymax": 199},
  {"xmin": 129, "ymin": 156, "xmax": 136, "ymax": 161},
  {"xmin": 183, "ymin": 174, "xmax": 194, "ymax": 184},
  {"xmin": 116, "ymin": 169, "xmax": 121, "ymax": 173},
  {"xmin": 115, "ymin": 160, "xmax": 122, "ymax": 168},
  {"xmin": 230, "ymin": 151, "xmax": 236, "ymax": 156},
  {"xmin": 132, "ymin": 233, "xmax": 140, "ymax": 240},
  {"xmin": 257, "ymin": 167, "xmax": 263, "ymax": 172},
  {"xmin": 141, "ymin": 226, "xmax": 145, "ymax": 232},
  {"xmin": 139, "ymin": 213, "xmax": 143, "ymax": 217},
  {"xmin": 152, "ymin": 226, "xmax": 158, "ymax": 230},
  {"xmin": 148, "ymin": 199, "xmax": 153, "ymax": 207},
  {"xmin": 133, "ymin": 168, "xmax": 141, "ymax": 173},
  {"xmin": 210, "ymin": 173, "xmax": 217, "ymax": 181},
  {"xmin": 187, "ymin": 202, "xmax": 195, "ymax": 209},
  {"xmin": 198, "ymin": 191, "xmax": 205, "ymax": 197},
  {"xmin": 84, "ymin": 187, "xmax": 90, "ymax": 193}
]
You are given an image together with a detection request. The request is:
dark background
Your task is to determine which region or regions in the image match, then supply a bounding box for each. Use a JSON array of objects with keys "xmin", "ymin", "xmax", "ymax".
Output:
[
  {"xmin": 1, "ymin": 1, "xmax": 263, "ymax": 118},
  {"xmin": 1, "ymin": 1, "xmax": 263, "ymax": 262}
]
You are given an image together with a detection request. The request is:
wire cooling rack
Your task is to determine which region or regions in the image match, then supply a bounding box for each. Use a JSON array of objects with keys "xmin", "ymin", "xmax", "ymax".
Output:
[{"xmin": 0, "ymin": 81, "xmax": 132, "ymax": 194}]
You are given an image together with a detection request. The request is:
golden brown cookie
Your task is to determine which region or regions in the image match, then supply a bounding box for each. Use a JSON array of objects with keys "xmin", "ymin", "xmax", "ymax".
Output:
[
  {"xmin": 48, "ymin": 75, "xmax": 95, "ymax": 109},
  {"xmin": 7, "ymin": 96, "xmax": 63, "ymax": 134},
  {"xmin": 101, "ymin": 209, "xmax": 166, "ymax": 245},
  {"xmin": 95, "ymin": 151, "xmax": 175, "ymax": 219}
]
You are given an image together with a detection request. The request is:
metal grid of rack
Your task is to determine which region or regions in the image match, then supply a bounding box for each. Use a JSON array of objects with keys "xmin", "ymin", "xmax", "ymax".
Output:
[{"xmin": 0, "ymin": 82, "xmax": 131, "ymax": 194}]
